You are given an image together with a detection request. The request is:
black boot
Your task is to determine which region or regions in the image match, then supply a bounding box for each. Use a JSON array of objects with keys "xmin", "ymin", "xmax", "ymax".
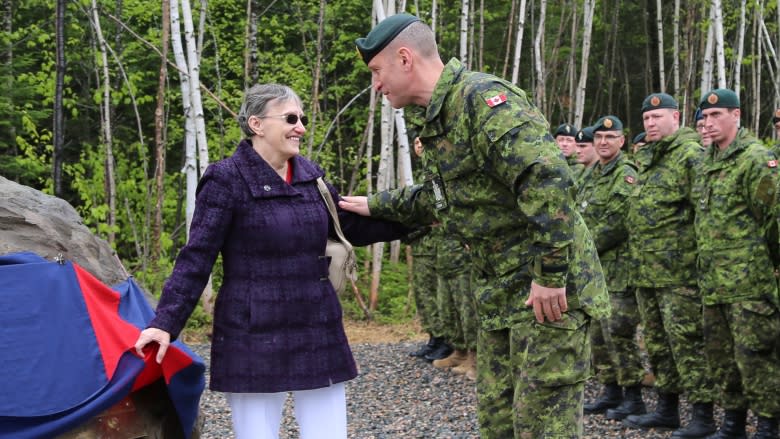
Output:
[
  {"xmin": 623, "ymin": 391, "xmax": 680, "ymax": 430},
  {"xmin": 409, "ymin": 335, "xmax": 438, "ymax": 358},
  {"xmin": 671, "ymin": 402, "xmax": 716, "ymax": 438},
  {"xmin": 706, "ymin": 409, "xmax": 747, "ymax": 439},
  {"xmin": 423, "ymin": 339, "xmax": 453, "ymax": 362},
  {"xmin": 584, "ymin": 383, "xmax": 623, "ymax": 414},
  {"xmin": 754, "ymin": 416, "xmax": 779, "ymax": 439},
  {"xmin": 606, "ymin": 384, "xmax": 646, "ymax": 420}
]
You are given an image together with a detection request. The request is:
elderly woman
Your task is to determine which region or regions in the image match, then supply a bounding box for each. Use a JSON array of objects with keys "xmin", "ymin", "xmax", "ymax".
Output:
[{"xmin": 134, "ymin": 84, "xmax": 409, "ymax": 439}]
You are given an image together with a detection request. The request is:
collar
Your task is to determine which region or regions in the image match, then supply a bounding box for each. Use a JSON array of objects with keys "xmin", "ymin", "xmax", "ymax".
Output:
[
  {"xmin": 231, "ymin": 139, "xmax": 324, "ymax": 199},
  {"xmin": 418, "ymin": 58, "xmax": 466, "ymax": 139}
]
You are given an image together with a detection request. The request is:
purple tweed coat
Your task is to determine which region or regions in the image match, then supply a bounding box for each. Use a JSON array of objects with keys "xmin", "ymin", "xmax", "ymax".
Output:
[{"xmin": 149, "ymin": 140, "xmax": 409, "ymax": 393}]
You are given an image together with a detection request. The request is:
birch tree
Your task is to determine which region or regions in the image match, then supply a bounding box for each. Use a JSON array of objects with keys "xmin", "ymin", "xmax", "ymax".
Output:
[
  {"xmin": 53, "ymin": 0, "xmax": 65, "ymax": 197},
  {"xmin": 510, "ymin": 0, "xmax": 527, "ymax": 85},
  {"xmin": 701, "ymin": 5, "xmax": 715, "ymax": 98},
  {"xmin": 91, "ymin": 0, "xmax": 117, "ymax": 245},
  {"xmin": 672, "ymin": 0, "xmax": 680, "ymax": 94},
  {"xmin": 460, "ymin": 0, "xmax": 469, "ymax": 67},
  {"xmin": 656, "ymin": 0, "xmax": 666, "ymax": 92},
  {"xmin": 152, "ymin": 0, "xmax": 170, "ymax": 264},
  {"xmin": 712, "ymin": 0, "xmax": 726, "ymax": 88},
  {"xmin": 733, "ymin": 0, "xmax": 746, "ymax": 96},
  {"xmin": 574, "ymin": 0, "xmax": 595, "ymax": 128},
  {"xmin": 533, "ymin": 0, "xmax": 546, "ymax": 108}
]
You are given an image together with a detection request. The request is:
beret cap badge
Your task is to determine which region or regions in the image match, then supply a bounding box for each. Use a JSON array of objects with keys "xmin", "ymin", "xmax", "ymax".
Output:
[
  {"xmin": 707, "ymin": 93, "xmax": 719, "ymax": 105},
  {"xmin": 604, "ymin": 118, "xmax": 613, "ymax": 129},
  {"xmin": 650, "ymin": 96, "xmax": 661, "ymax": 106}
]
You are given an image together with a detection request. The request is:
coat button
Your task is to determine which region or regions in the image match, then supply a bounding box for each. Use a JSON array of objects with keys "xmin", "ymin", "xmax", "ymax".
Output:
[{"xmin": 263, "ymin": 185, "xmax": 271, "ymax": 191}]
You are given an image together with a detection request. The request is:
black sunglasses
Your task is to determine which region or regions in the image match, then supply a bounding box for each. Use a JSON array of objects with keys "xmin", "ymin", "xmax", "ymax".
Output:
[{"xmin": 260, "ymin": 113, "xmax": 308, "ymax": 126}]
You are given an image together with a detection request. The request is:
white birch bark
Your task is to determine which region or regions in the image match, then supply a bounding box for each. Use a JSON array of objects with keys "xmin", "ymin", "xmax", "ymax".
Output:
[
  {"xmin": 701, "ymin": 6, "xmax": 715, "ymax": 97},
  {"xmin": 180, "ymin": 0, "xmax": 209, "ymax": 177},
  {"xmin": 533, "ymin": 0, "xmax": 546, "ymax": 108},
  {"xmin": 656, "ymin": 0, "xmax": 666, "ymax": 92},
  {"xmin": 574, "ymin": 0, "xmax": 595, "ymax": 128},
  {"xmin": 460, "ymin": 0, "xmax": 469, "ymax": 67},
  {"xmin": 712, "ymin": 0, "xmax": 727, "ymax": 88},
  {"xmin": 170, "ymin": 0, "xmax": 197, "ymax": 236},
  {"xmin": 568, "ymin": 0, "xmax": 578, "ymax": 122},
  {"xmin": 733, "ymin": 0, "xmax": 746, "ymax": 96},
  {"xmin": 91, "ymin": 0, "xmax": 116, "ymax": 245},
  {"xmin": 510, "ymin": 0, "xmax": 527, "ymax": 85}
]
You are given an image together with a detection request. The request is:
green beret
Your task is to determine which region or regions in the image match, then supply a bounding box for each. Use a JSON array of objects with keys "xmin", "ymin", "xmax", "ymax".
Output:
[
  {"xmin": 592, "ymin": 115, "xmax": 623, "ymax": 132},
  {"xmin": 355, "ymin": 13, "xmax": 421, "ymax": 64},
  {"xmin": 772, "ymin": 108, "xmax": 780, "ymax": 124},
  {"xmin": 553, "ymin": 123, "xmax": 578, "ymax": 137},
  {"xmin": 576, "ymin": 126, "xmax": 594, "ymax": 143},
  {"xmin": 699, "ymin": 88, "xmax": 740, "ymax": 110},
  {"xmin": 641, "ymin": 92, "xmax": 678, "ymax": 113},
  {"xmin": 632, "ymin": 131, "xmax": 646, "ymax": 145}
]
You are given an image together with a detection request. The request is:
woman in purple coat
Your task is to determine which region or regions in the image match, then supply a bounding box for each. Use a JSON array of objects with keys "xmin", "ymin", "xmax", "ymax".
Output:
[{"xmin": 134, "ymin": 84, "xmax": 410, "ymax": 439}]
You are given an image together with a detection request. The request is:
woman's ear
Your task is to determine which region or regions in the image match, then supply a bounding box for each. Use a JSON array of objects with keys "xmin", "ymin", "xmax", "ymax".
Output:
[{"xmin": 248, "ymin": 115, "xmax": 264, "ymax": 136}]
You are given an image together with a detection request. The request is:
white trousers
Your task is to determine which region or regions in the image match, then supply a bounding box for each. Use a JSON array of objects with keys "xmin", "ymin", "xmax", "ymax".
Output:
[{"xmin": 226, "ymin": 382, "xmax": 347, "ymax": 439}]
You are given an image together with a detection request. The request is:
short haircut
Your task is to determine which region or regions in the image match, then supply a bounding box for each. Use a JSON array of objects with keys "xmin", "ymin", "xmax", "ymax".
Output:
[
  {"xmin": 387, "ymin": 21, "xmax": 439, "ymax": 59},
  {"xmin": 237, "ymin": 84, "xmax": 303, "ymax": 137}
]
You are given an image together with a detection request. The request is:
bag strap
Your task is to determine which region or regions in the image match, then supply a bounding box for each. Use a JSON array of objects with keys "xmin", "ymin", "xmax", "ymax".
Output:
[{"xmin": 316, "ymin": 178, "xmax": 354, "ymax": 252}]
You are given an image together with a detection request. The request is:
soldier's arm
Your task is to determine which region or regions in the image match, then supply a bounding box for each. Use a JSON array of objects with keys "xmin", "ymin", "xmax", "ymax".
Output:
[{"xmin": 367, "ymin": 184, "xmax": 437, "ymax": 227}]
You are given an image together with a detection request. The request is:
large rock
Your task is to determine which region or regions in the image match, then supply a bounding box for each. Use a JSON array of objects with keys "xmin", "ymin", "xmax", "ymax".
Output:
[{"xmin": 0, "ymin": 175, "xmax": 129, "ymax": 286}]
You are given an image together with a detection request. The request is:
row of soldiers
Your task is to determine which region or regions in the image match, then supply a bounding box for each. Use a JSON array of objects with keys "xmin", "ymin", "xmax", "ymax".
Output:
[{"xmin": 550, "ymin": 90, "xmax": 780, "ymax": 439}]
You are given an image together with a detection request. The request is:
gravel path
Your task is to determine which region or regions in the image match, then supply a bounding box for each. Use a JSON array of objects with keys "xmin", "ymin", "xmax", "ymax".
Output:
[{"xmin": 191, "ymin": 342, "xmax": 752, "ymax": 438}]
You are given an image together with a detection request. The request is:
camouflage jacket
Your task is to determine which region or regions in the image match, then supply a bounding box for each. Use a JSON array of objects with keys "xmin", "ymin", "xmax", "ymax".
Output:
[
  {"xmin": 573, "ymin": 163, "xmax": 595, "ymax": 189},
  {"xmin": 627, "ymin": 127, "xmax": 703, "ymax": 288},
  {"xmin": 693, "ymin": 128, "xmax": 779, "ymax": 306},
  {"xmin": 576, "ymin": 153, "xmax": 637, "ymax": 292},
  {"xmin": 368, "ymin": 58, "xmax": 609, "ymax": 329}
]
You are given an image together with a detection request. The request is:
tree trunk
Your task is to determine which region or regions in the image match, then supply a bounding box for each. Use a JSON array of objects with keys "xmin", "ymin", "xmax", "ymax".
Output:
[
  {"xmin": 733, "ymin": 0, "xmax": 746, "ymax": 96},
  {"xmin": 672, "ymin": 0, "xmax": 680, "ymax": 95},
  {"xmin": 53, "ymin": 0, "xmax": 65, "ymax": 197},
  {"xmin": 180, "ymin": 0, "xmax": 209, "ymax": 178},
  {"xmin": 655, "ymin": 0, "xmax": 665, "ymax": 92},
  {"xmin": 712, "ymin": 0, "xmax": 726, "ymax": 88},
  {"xmin": 460, "ymin": 0, "xmax": 469, "ymax": 66},
  {"xmin": 244, "ymin": 0, "xmax": 259, "ymax": 88},
  {"xmin": 501, "ymin": 0, "xmax": 516, "ymax": 79},
  {"xmin": 574, "ymin": 0, "xmax": 594, "ymax": 128},
  {"xmin": 152, "ymin": 0, "xmax": 170, "ymax": 264},
  {"xmin": 701, "ymin": 5, "xmax": 715, "ymax": 97},
  {"xmin": 91, "ymin": 0, "xmax": 117, "ymax": 246},
  {"xmin": 306, "ymin": 0, "xmax": 326, "ymax": 157},
  {"xmin": 533, "ymin": 0, "xmax": 546, "ymax": 108},
  {"xmin": 510, "ymin": 0, "xmax": 527, "ymax": 85}
]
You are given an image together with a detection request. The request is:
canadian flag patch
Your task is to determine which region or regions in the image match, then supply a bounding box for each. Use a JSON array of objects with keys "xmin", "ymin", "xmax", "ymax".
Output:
[
  {"xmin": 625, "ymin": 175, "xmax": 636, "ymax": 184},
  {"xmin": 769, "ymin": 160, "xmax": 778, "ymax": 168},
  {"xmin": 485, "ymin": 94, "xmax": 507, "ymax": 108}
]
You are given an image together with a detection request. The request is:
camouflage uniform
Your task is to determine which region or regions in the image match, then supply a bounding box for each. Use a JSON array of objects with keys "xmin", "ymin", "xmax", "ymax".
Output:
[
  {"xmin": 693, "ymin": 128, "xmax": 780, "ymax": 417},
  {"xmin": 575, "ymin": 152, "xmax": 645, "ymax": 387},
  {"xmin": 573, "ymin": 164, "xmax": 595, "ymax": 190},
  {"xmin": 435, "ymin": 230, "xmax": 478, "ymax": 351},
  {"xmin": 626, "ymin": 127, "xmax": 716, "ymax": 403},
  {"xmin": 368, "ymin": 58, "xmax": 609, "ymax": 439},
  {"xmin": 567, "ymin": 154, "xmax": 585, "ymax": 183},
  {"xmin": 411, "ymin": 229, "xmax": 443, "ymax": 339}
]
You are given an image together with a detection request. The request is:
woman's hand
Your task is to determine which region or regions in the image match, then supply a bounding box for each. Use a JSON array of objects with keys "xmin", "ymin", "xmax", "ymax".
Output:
[
  {"xmin": 134, "ymin": 327, "xmax": 172, "ymax": 364},
  {"xmin": 338, "ymin": 196, "xmax": 371, "ymax": 216}
]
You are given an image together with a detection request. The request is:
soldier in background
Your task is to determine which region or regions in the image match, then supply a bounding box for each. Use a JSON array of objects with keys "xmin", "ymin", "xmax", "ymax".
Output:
[
  {"xmin": 349, "ymin": 14, "xmax": 610, "ymax": 438},
  {"xmin": 574, "ymin": 126, "xmax": 598, "ymax": 187},
  {"xmin": 772, "ymin": 109, "xmax": 780, "ymax": 156},
  {"xmin": 695, "ymin": 108, "xmax": 712, "ymax": 147},
  {"xmin": 578, "ymin": 116, "xmax": 646, "ymax": 421},
  {"xmin": 407, "ymin": 137, "xmax": 454, "ymax": 362},
  {"xmin": 631, "ymin": 131, "xmax": 646, "ymax": 156},
  {"xmin": 623, "ymin": 93, "xmax": 717, "ymax": 439},
  {"xmin": 695, "ymin": 89, "xmax": 780, "ymax": 439},
  {"xmin": 554, "ymin": 123, "xmax": 582, "ymax": 172}
]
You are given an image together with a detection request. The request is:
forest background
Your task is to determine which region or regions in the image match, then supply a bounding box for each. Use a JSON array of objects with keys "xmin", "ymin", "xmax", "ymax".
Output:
[{"xmin": 2, "ymin": 0, "xmax": 779, "ymax": 332}]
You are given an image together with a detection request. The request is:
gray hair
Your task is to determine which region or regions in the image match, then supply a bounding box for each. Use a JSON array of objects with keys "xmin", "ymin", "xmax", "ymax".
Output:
[
  {"xmin": 237, "ymin": 84, "xmax": 303, "ymax": 137},
  {"xmin": 389, "ymin": 21, "xmax": 439, "ymax": 59}
]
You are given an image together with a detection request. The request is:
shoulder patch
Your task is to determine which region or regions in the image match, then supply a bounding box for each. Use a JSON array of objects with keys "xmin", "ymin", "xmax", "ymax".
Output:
[
  {"xmin": 768, "ymin": 160, "xmax": 777, "ymax": 168},
  {"xmin": 624, "ymin": 175, "xmax": 636, "ymax": 184},
  {"xmin": 485, "ymin": 94, "xmax": 507, "ymax": 108}
]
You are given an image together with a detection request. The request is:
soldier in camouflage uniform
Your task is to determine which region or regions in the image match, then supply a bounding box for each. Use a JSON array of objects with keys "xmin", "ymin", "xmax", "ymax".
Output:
[
  {"xmin": 623, "ymin": 93, "xmax": 718, "ymax": 439},
  {"xmin": 577, "ymin": 116, "xmax": 646, "ymax": 421},
  {"xmin": 573, "ymin": 126, "xmax": 598, "ymax": 188},
  {"xmin": 431, "ymin": 234, "xmax": 478, "ymax": 380},
  {"xmin": 694, "ymin": 108, "xmax": 712, "ymax": 148},
  {"xmin": 695, "ymin": 89, "xmax": 780, "ymax": 439},
  {"xmin": 350, "ymin": 14, "xmax": 610, "ymax": 439},
  {"xmin": 772, "ymin": 109, "xmax": 780, "ymax": 157},
  {"xmin": 554, "ymin": 123, "xmax": 583, "ymax": 176}
]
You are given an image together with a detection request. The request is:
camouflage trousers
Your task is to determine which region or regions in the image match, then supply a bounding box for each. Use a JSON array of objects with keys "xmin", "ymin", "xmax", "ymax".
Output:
[
  {"xmin": 635, "ymin": 286, "xmax": 715, "ymax": 402},
  {"xmin": 436, "ymin": 239, "xmax": 477, "ymax": 350},
  {"xmin": 703, "ymin": 300, "xmax": 780, "ymax": 417},
  {"xmin": 589, "ymin": 289, "xmax": 645, "ymax": 386},
  {"xmin": 476, "ymin": 310, "xmax": 590, "ymax": 439},
  {"xmin": 412, "ymin": 251, "xmax": 441, "ymax": 337}
]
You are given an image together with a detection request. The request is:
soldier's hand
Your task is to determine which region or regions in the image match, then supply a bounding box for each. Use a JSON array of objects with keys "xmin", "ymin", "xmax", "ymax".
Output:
[
  {"xmin": 525, "ymin": 281, "xmax": 567, "ymax": 323},
  {"xmin": 339, "ymin": 196, "xmax": 371, "ymax": 216}
]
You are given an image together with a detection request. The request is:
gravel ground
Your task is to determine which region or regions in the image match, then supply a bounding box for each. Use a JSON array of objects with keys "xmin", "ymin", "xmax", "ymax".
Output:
[{"xmin": 191, "ymin": 342, "xmax": 756, "ymax": 438}]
